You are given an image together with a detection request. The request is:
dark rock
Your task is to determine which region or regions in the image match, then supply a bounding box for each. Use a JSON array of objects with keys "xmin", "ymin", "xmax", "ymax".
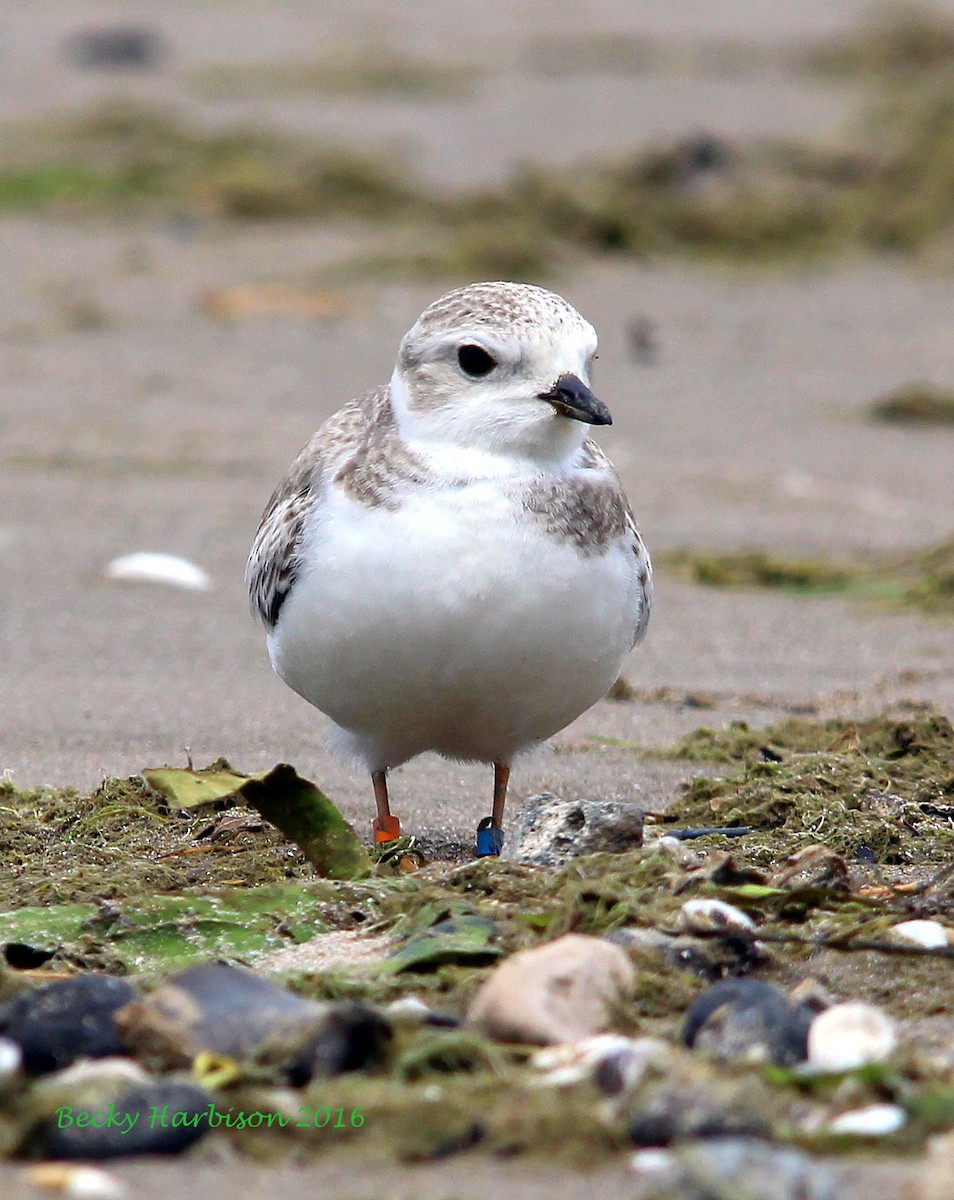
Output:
[
  {"xmin": 115, "ymin": 962, "xmax": 329, "ymax": 1070},
  {"xmin": 682, "ymin": 979, "xmax": 811, "ymax": 1066},
  {"xmin": 62, "ymin": 27, "xmax": 167, "ymax": 71},
  {"xmin": 286, "ymin": 1003, "xmax": 393, "ymax": 1085},
  {"xmin": 629, "ymin": 1086, "xmax": 768, "ymax": 1146},
  {"xmin": 33, "ymin": 1081, "xmax": 212, "ymax": 1160},
  {"xmin": 0, "ymin": 976, "xmax": 137, "ymax": 1076},
  {"xmin": 502, "ymin": 793, "xmax": 643, "ymax": 866}
]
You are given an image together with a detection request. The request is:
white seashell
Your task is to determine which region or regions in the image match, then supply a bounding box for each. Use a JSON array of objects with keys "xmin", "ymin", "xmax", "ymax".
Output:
[
  {"xmin": 829, "ymin": 1103, "xmax": 906, "ymax": 1136},
  {"xmin": 889, "ymin": 919, "xmax": 950, "ymax": 950},
  {"xmin": 679, "ymin": 898, "xmax": 756, "ymax": 936},
  {"xmin": 105, "ymin": 552, "xmax": 211, "ymax": 591},
  {"xmin": 806, "ymin": 1002, "xmax": 897, "ymax": 1073}
]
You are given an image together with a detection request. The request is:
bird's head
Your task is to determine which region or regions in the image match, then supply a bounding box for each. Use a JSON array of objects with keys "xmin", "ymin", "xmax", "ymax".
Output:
[{"xmin": 390, "ymin": 282, "xmax": 609, "ymax": 465}]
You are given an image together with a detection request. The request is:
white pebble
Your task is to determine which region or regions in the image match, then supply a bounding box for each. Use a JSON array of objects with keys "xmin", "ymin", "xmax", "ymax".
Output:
[
  {"xmin": 890, "ymin": 919, "xmax": 950, "ymax": 950},
  {"xmin": 106, "ymin": 552, "xmax": 211, "ymax": 591},
  {"xmin": 0, "ymin": 1037, "xmax": 21, "ymax": 1084},
  {"xmin": 630, "ymin": 1148, "xmax": 675, "ymax": 1174},
  {"xmin": 23, "ymin": 1164, "xmax": 126, "ymax": 1199},
  {"xmin": 679, "ymin": 898, "xmax": 756, "ymax": 936},
  {"xmin": 829, "ymin": 1103, "xmax": 906, "ymax": 1136},
  {"xmin": 807, "ymin": 1002, "xmax": 897, "ymax": 1072}
]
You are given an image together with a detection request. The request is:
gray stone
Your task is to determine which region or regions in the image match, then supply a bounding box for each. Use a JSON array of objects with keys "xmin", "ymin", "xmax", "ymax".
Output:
[
  {"xmin": 502, "ymin": 792, "xmax": 643, "ymax": 865},
  {"xmin": 468, "ymin": 933, "xmax": 636, "ymax": 1045}
]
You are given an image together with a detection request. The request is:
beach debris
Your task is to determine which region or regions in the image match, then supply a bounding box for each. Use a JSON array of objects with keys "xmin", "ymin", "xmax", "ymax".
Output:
[
  {"xmin": 679, "ymin": 898, "xmax": 756, "ymax": 937},
  {"xmin": 105, "ymin": 552, "xmax": 210, "ymax": 591},
  {"xmin": 682, "ymin": 979, "xmax": 812, "ymax": 1066},
  {"xmin": 384, "ymin": 915, "xmax": 501, "ymax": 973},
  {"xmin": 828, "ymin": 1103, "xmax": 906, "ymax": 1136},
  {"xmin": 240, "ymin": 765, "xmax": 371, "ymax": 880},
  {"xmin": 502, "ymin": 793, "xmax": 643, "ymax": 866},
  {"xmin": 769, "ymin": 844, "xmax": 850, "ymax": 891},
  {"xmin": 806, "ymin": 1002, "xmax": 897, "ymax": 1073},
  {"xmin": 468, "ymin": 934, "xmax": 635, "ymax": 1045},
  {"xmin": 888, "ymin": 919, "xmax": 951, "ymax": 950}
]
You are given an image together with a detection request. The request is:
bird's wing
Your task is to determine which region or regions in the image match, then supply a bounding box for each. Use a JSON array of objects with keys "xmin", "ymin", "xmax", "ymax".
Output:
[{"xmin": 246, "ymin": 387, "xmax": 385, "ymax": 630}]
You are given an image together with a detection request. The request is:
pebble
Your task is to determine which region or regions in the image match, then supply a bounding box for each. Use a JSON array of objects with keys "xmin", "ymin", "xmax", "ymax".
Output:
[
  {"xmin": 468, "ymin": 934, "xmax": 635, "ymax": 1045},
  {"xmin": 633, "ymin": 1137, "xmax": 836, "ymax": 1200},
  {"xmin": 501, "ymin": 793, "xmax": 643, "ymax": 866},
  {"xmin": 679, "ymin": 898, "xmax": 756, "ymax": 937},
  {"xmin": 105, "ymin": 552, "xmax": 210, "ymax": 591},
  {"xmin": 23, "ymin": 1164, "xmax": 127, "ymax": 1199},
  {"xmin": 285, "ymin": 1002, "xmax": 393, "ymax": 1085},
  {"xmin": 33, "ymin": 1080, "xmax": 214, "ymax": 1160},
  {"xmin": 806, "ymin": 1001, "xmax": 897, "ymax": 1073},
  {"xmin": 115, "ymin": 962, "xmax": 329, "ymax": 1069},
  {"xmin": 0, "ymin": 1037, "xmax": 22, "ymax": 1088},
  {"xmin": 0, "ymin": 976, "xmax": 137, "ymax": 1076},
  {"xmin": 628, "ymin": 1087, "xmax": 769, "ymax": 1146},
  {"xmin": 682, "ymin": 979, "xmax": 812, "ymax": 1066},
  {"xmin": 889, "ymin": 919, "xmax": 951, "ymax": 950},
  {"xmin": 828, "ymin": 1103, "xmax": 906, "ymax": 1136}
]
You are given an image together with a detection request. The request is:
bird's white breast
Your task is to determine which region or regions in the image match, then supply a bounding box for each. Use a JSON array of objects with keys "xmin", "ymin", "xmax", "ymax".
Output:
[{"xmin": 268, "ymin": 473, "xmax": 641, "ymax": 770}]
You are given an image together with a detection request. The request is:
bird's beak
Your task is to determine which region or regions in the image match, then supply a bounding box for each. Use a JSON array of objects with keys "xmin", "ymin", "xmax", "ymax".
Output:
[{"xmin": 538, "ymin": 374, "xmax": 612, "ymax": 426}]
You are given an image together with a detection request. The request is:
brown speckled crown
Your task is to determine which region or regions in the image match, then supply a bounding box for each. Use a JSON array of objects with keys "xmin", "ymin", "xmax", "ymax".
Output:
[{"xmin": 402, "ymin": 281, "xmax": 591, "ymax": 349}]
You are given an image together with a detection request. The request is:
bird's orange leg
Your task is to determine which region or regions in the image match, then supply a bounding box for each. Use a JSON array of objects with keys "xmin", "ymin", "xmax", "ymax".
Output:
[
  {"xmin": 476, "ymin": 761, "xmax": 509, "ymax": 856},
  {"xmin": 371, "ymin": 769, "xmax": 402, "ymax": 843}
]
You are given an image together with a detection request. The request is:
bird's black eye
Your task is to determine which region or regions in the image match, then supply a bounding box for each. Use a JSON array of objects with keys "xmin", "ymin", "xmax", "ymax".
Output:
[{"xmin": 457, "ymin": 344, "xmax": 497, "ymax": 378}]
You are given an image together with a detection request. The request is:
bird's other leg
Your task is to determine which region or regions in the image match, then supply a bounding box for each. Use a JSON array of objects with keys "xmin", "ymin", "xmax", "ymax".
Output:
[
  {"xmin": 371, "ymin": 769, "xmax": 402, "ymax": 843},
  {"xmin": 476, "ymin": 761, "xmax": 509, "ymax": 857}
]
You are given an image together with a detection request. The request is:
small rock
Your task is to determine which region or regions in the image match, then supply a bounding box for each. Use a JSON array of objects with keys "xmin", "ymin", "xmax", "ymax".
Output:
[
  {"xmin": 468, "ymin": 934, "xmax": 635, "ymax": 1045},
  {"xmin": 828, "ymin": 1103, "xmax": 906, "ymax": 1136},
  {"xmin": 682, "ymin": 979, "xmax": 812, "ymax": 1066},
  {"xmin": 679, "ymin": 898, "xmax": 756, "ymax": 937},
  {"xmin": 806, "ymin": 1002, "xmax": 897, "ymax": 1073},
  {"xmin": 502, "ymin": 793, "xmax": 643, "ymax": 866},
  {"xmin": 640, "ymin": 1138, "xmax": 836, "ymax": 1200},
  {"xmin": 889, "ymin": 919, "xmax": 950, "ymax": 950},
  {"xmin": 770, "ymin": 844, "xmax": 849, "ymax": 891},
  {"xmin": 285, "ymin": 1003, "xmax": 393, "ymax": 1085},
  {"xmin": 628, "ymin": 1087, "xmax": 769, "ymax": 1146},
  {"xmin": 23, "ymin": 1164, "xmax": 127, "ymax": 1199},
  {"xmin": 32, "ymin": 1080, "xmax": 213, "ymax": 1160},
  {"xmin": 0, "ymin": 976, "xmax": 137, "ymax": 1076},
  {"xmin": 0, "ymin": 1037, "xmax": 22, "ymax": 1088},
  {"xmin": 115, "ymin": 962, "xmax": 329, "ymax": 1070},
  {"xmin": 105, "ymin": 552, "xmax": 210, "ymax": 591},
  {"xmin": 63, "ymin": 26, "xmax": 167, "ymax": 71}
]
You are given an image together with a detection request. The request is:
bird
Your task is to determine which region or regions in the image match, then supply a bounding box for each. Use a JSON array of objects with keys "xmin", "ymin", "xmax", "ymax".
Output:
[{"xmin": 246, "ymin": 281, "xmax": 652, "ymax": 856}]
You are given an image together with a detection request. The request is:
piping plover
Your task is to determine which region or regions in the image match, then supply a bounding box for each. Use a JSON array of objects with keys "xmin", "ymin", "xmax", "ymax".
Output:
[{"xmin": 247, "ymin": 282, "xmax": 652, "ymax": 855}]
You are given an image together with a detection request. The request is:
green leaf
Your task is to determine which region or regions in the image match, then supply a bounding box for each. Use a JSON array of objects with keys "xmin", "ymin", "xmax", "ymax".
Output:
[{"xmin": 384, "ymin": 915, "xmax": 502, "ymax": 973}]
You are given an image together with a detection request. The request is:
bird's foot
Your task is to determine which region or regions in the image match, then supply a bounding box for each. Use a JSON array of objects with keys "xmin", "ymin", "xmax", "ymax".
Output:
[
  {"xmin": 475, "ymin": 817, "xmax": 504, "ymax": 857},
  {"xmin": 373, "ymin": 814, "xmax": 402, "ymax": 844}
]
